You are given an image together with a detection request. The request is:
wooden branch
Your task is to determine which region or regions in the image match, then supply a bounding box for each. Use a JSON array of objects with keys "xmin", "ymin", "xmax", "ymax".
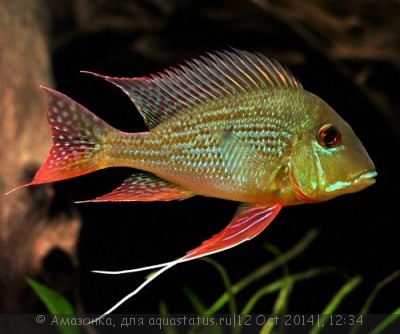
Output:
[{"xmin": 0, "ymin": 0, "xmax": 80, "ymax": 313}]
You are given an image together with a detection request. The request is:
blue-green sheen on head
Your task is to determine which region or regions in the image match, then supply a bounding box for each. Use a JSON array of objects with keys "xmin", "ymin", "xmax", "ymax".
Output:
[{"xmin": 289, "ymin": 92, "xmax": 376, "ymax": 202}]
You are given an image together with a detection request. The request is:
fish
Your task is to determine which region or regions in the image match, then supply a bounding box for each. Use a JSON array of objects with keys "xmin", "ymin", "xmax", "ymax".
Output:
[{"xmin": 11, "ymin": 49, "xmax": 376, "ymax": 316}]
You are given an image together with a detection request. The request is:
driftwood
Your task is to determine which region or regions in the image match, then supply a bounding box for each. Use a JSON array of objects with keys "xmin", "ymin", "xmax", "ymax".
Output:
[{"xmin": 0, "ymin": 0, "xmax": 80, "ymax": 313}]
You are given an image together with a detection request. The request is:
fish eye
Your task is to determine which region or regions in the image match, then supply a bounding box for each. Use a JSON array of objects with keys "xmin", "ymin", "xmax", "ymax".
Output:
[{"xmin": 317, "ymin": 124, "xmax": 341, "ymax": 148}]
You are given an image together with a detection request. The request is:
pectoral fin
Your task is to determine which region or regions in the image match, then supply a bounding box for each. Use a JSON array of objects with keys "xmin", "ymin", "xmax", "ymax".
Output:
[
  {"xmin": 217, "ymin": 130, "xmax": 266, "ymax": 176},
  {"xmin": 213, "ymin": 130, "xmax": 283, "ymax": 193},
  {"xmin": 81, "ymin": 173, "xmax": 193, "ymax": 202}
]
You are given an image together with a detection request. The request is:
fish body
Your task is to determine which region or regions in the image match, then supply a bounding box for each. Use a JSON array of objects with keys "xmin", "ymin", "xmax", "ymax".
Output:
[
  {"xmin": 97, "ymin": 88, "xmax": 306, "ymax": 205},
  {"xmin": 91, "ymin": 89, "xmax": 350, "ymax": 205},
  {"xmin": 14, "ymin": 49, "xmax": 376, "ymax": 315}
]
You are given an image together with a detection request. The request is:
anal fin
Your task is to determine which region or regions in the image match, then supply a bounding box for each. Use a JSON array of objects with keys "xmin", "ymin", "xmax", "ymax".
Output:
[{"xmin": 84, "ymin": 173, "xmax": 193, "ymax": 202}]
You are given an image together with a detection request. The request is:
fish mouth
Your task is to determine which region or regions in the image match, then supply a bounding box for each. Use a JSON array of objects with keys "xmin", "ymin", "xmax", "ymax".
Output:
[
  {"xmin": 323, "ymin": 170, "xmax": 377, "ymax": 196},
  {"xmin": 353, "ymin": 170, "xmax": 377, "ymax": 187},
  {"xmin": 346, "ymin": 170, "xmax": 377, "ymax": 194}
]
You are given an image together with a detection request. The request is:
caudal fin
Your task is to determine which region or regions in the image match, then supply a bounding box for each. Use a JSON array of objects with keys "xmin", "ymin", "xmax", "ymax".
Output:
[{"xmin": 13, "ymin": 87, "xmax": 115, "ymax": 191}]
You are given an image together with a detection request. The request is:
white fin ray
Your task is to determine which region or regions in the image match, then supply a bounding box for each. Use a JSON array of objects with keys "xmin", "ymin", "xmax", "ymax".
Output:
[{"xmin": 90, "ymin": 203, "xmax": 281, "ymax": 322}]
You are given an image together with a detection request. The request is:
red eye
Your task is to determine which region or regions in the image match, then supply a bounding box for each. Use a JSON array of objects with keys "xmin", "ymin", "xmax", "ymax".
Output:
[{"xmin": 317, "ymin": 124, "xmax": 341, "ymax": 148}]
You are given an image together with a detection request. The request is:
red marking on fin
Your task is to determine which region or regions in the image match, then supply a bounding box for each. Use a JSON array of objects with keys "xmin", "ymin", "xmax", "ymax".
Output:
[
  {"xmin": 183, "ymin": 203, "xmax": 282, "ymax": 260},
  {"xmin": 82, "ymin": 173, "xmax": 193, "ymax": 202},
  {"xmin": 19, "ymin": 88, "xmax": 115, "ymax": 188}
]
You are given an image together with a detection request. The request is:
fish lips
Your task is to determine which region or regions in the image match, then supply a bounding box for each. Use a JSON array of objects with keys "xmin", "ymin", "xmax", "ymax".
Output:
[
  {"xmin": 328, "ymin": 170, "xmax": 377, "ymax": 196},
  {"xmin": 294, "ymin": 169, "xmax": 377, "ymax": 202},
  {"xmin": 352, "ymin": 170, "xmax": 377, "ymax": 188}
]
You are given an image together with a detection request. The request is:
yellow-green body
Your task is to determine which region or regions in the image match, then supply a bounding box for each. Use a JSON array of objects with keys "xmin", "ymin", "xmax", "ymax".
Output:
[{"xmin": 103, "ymin": 87, "xmax": 374, "ymax": 206}]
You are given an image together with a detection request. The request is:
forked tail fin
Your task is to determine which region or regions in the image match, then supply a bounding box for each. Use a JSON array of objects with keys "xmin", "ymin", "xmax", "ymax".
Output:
[{"xmin": 10, "ymin": 87, "xmax": 116, "ymax": 192}]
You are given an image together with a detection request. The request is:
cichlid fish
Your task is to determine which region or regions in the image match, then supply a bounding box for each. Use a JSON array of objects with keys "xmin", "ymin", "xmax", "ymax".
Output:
[{"xmin": 12, "ymin": 49, "xmax": 376, "ymax": 315}]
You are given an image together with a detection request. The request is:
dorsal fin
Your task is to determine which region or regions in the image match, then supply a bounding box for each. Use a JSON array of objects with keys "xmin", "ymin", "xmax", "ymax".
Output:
[{"xmin": 88, "ymin": 49, "xmax": 302, "ymax": 129}]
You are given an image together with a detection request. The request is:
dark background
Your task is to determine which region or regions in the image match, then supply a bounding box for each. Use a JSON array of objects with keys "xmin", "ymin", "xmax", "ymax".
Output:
[{"xmin": 43, "ymin": 0, "xmax": 399, "ymax": 315}]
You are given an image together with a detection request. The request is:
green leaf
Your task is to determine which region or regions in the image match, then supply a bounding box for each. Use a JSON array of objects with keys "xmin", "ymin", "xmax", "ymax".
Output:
[
  {"xmin": 310, "ymin": 276, "xmax": 362, "ymax": 334},
  {"xmin": 201, "ymin": 257, "xmax": 237, "ymax": 315},
  {"xmin": 27, "ymin": 278, "xmax": 75, "ymax": 315},
  {"xmin": 370, "ymin": 307, "xmax": 400, "ymax": 334},
  {"xmin": 26, "ymin": 278, "xmax": 79, "ymax": 334},
  {"xmin": 183, "ymin": 286, "xmax": 208, "ymax": 314},
  {"xmin": 204, "ymin": 229, "xmax": 319, "ymax": 314},
  {"xmin": 350, "ymin": 270, "xmax": 400, "ymax": 334},
  {"xmin": 159, "ymin": 300, "xmax": 179, "ymax": 334},
  {"xmin": 240, "ymin": 267, "xmax": 335, "ymax": 314},
  {"xmin": 359, "ymin": 270, "xmax": 400, "ymax": 315}
]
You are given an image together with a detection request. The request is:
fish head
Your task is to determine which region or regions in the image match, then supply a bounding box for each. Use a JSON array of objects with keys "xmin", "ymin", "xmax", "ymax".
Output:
[{"xmin": 290, "ymin": 93, "xmax": 376, "ymax": 203}]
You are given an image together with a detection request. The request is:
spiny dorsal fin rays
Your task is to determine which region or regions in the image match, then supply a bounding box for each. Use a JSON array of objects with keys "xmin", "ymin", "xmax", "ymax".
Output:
[
  {"xmin": 87, "ymin": 49, "xmax": 302, "ymax": 129},
  {"xmin": 200, "ymin": 54, "xmax": 247, "ymax": 94},
  {"xmin": 189, "ymin": 58, "xmax": 236, "ymax": 98}
]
